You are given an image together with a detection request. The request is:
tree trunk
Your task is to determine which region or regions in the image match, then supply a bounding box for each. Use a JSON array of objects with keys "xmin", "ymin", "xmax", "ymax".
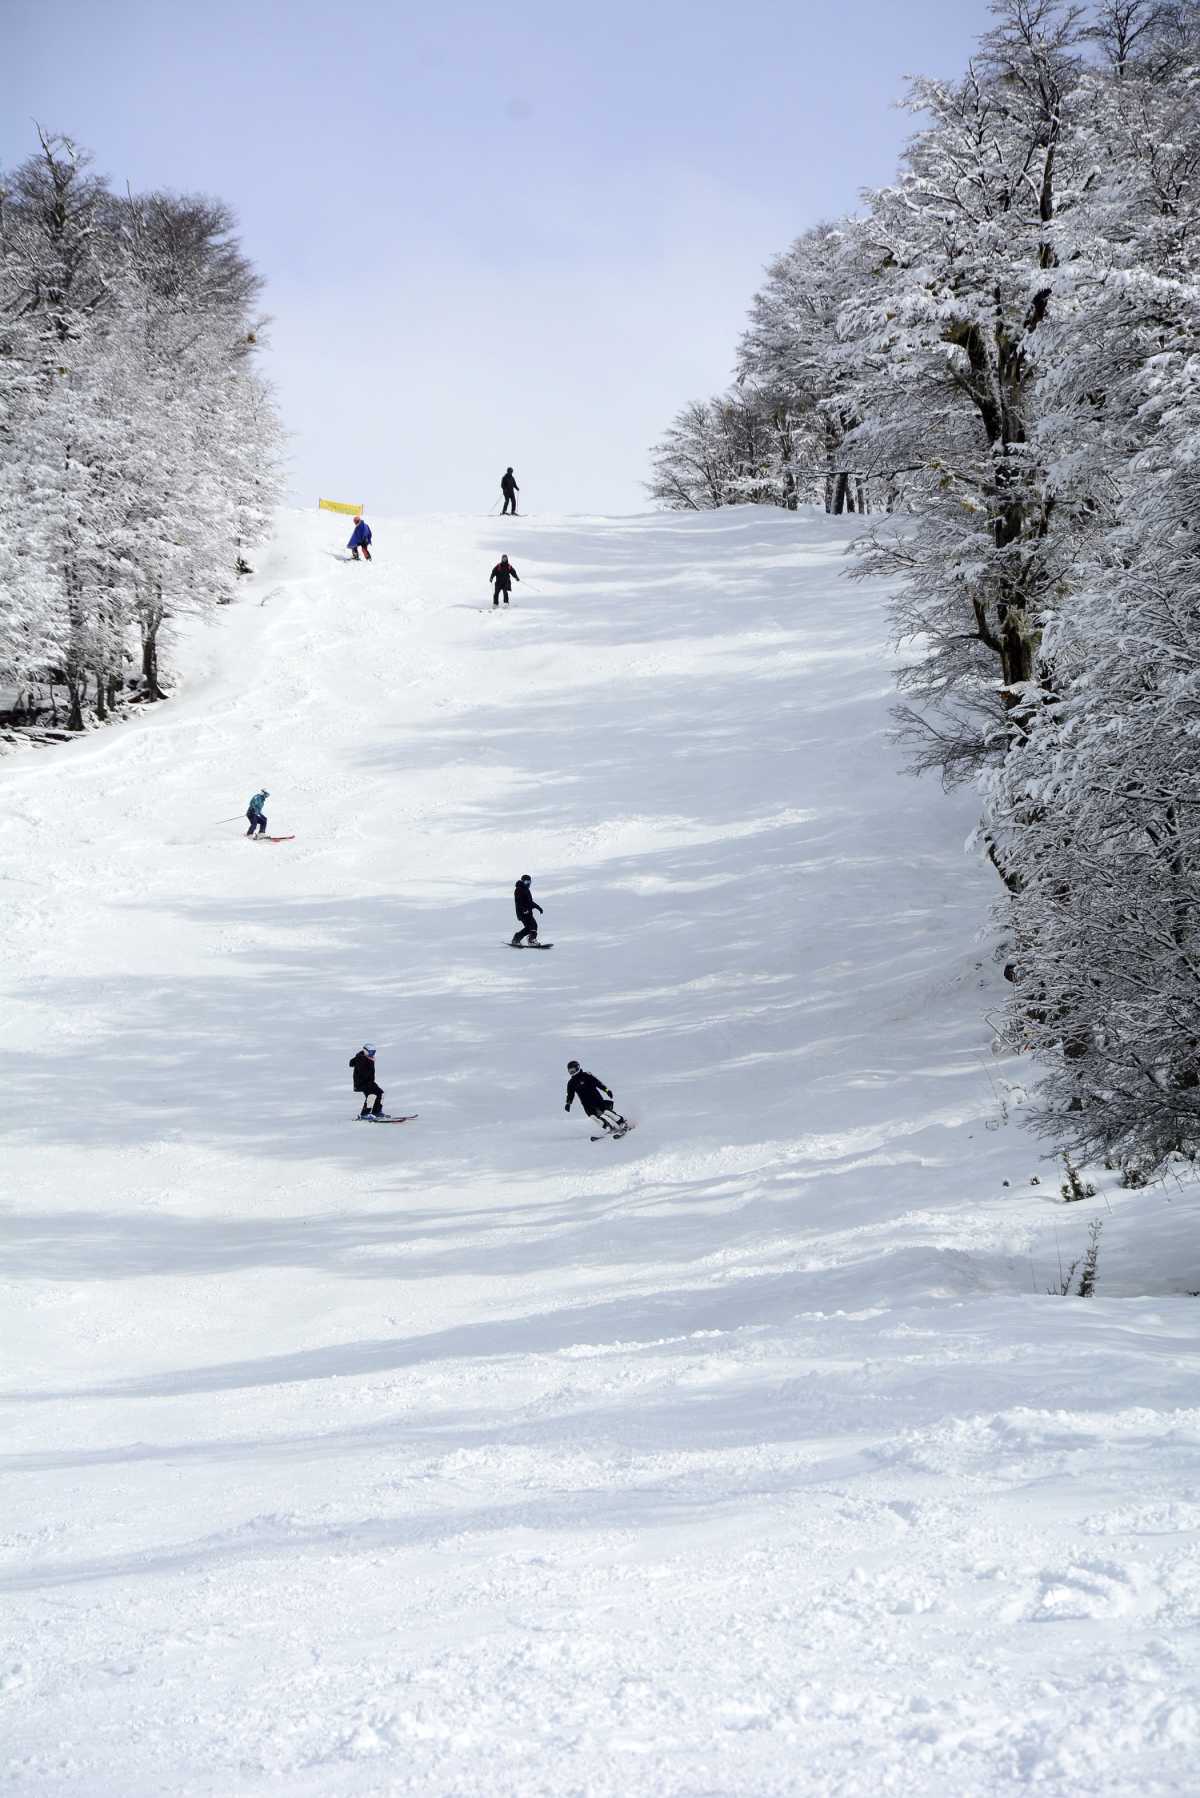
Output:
[
  {"xmin": 64, "ymin": 674, "xmax": 85, "ymax": 732},
  {"xmin": 142, "ymin": 624, "xmax": 165, "ymax": 700}
]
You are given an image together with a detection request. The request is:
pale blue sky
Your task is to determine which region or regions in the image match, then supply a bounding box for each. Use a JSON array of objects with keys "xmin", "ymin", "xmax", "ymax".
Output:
[{"xmin": 6, "ymin": 0, "xmax": 994, "ymax": 515}]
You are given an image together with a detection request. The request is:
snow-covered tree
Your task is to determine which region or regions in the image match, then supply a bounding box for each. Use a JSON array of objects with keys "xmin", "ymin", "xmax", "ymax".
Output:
[
  {"xmin": 0, "ymin": 131, "xmax": 281, "ymax": 728},
  {"xmin": 737, "ymin": 221, "xmax": 892, "ymax": 515},
  {"xmin": 647, "ymin": 391, "xmax": 791, "ymax": 510},
  {"xmin": 984, "ymin": 0, "xmax": 1200, "ymax": 1169}
]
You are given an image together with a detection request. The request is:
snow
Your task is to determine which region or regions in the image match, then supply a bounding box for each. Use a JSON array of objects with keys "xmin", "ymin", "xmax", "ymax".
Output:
[{"xmin": 2, "ymin": 504, "xmax": 1199, "ymax": 1796}]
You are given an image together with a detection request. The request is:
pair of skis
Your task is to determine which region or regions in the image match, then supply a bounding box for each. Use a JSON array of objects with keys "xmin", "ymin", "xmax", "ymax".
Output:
[{"xmin": 351, "ymin": 1110, "xmax": 630, "ymax": 1141}]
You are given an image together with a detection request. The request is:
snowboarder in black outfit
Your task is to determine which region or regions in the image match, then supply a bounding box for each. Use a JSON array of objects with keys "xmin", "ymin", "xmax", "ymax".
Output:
[
  {"xmin": 350, "ymin": 1044, "xmax": 385, "ymax": 1118},
  {"xmin": 511, "ymin": 873, "xmax": 543, "ymax": 945},
  {"xmin": 500, "ymin": 467, "xmax": 519, "ymax": 515},
  {"xmin": 491, "ymin": 554, "xmax": 519, "ymax": 606},
  {"xmin": 565, "ymin": 1060, "xmax": 628, "ymax": 1135}
]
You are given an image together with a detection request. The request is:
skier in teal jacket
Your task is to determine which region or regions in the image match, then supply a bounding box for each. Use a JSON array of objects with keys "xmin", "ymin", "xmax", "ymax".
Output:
[{"xmin": 246, "ymin": 790, "xmax": 269, "ymax": 837}]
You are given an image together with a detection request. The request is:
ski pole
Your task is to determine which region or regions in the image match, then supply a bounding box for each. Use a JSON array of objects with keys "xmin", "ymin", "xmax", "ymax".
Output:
[{"xmin": 213, "ymin": 815, "xmax": 244, "ymax": 823}]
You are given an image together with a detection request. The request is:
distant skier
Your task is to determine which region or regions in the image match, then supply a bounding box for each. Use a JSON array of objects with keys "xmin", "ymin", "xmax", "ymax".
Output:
[
  {"xmin": 565, "ymin": 1061, "xmax": 628, "ymax": 1135},
  {"xmin": 350, "ymin": 1044, "xmax": 385, "ymax": 1118},
  {"xmin": 500, "ymin": 467, "xmax": 519, "ymax": 515},
  {"xmin": 348, "ymin": 516, "xmax": 372, "ymax": 562},
  {"xmin": 491, "ymin": 554, "xmax": 519, "ymax": 606},
  {"xmin": 245, "ymin": 789, "xmax": 269, "ymax": 838},
  {"xmin": 511, "ymin": 873, "xmax": 543, "ymax": 945}
]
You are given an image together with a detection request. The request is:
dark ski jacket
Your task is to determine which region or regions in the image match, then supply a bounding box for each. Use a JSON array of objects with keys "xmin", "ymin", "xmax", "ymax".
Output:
[
  {"xmin": 514, "ymin": 879, "xmax": 542, "ymax": 920},
  {"xmin": 491, "ymin": 560, "xmax": 519, "ymax": 591},
  {"xmin": 566, "ymin": 1069, "xmax": 612, "ymax": 1116},
  {"xmin": 348, "ymin": 521, "xmax": 372, "ymax": 549},
  {"xmin": 350, "ymin": 1050, "xmax": 380, "ymax": 1093},
  {"xmin": 501, "ymin": 470, "xmax": 518, "ymax": 496},
  {"xmin": 247, "ymin": 790, "xmax": 268, "ymax": 819}
]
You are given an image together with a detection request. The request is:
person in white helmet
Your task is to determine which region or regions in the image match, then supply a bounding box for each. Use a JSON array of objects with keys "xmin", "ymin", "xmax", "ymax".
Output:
[{"xmin": 349, "ymin": 1044, "xmax": 385, "ymax": 1119}]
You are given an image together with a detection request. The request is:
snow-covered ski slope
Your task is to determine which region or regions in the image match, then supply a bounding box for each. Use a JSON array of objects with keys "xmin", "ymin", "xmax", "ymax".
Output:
[{"xmin": 3, "ymin": 506, "xmax": 1200, "ymax": 1797}]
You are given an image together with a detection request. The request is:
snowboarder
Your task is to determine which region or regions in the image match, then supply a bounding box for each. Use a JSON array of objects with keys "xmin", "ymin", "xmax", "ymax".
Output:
[
  {"xmin": 348, "ymin": 516, "xmax": 372, "ymax": 561},
  {"xmin": 350, "ymin": 1044, "xmax": 385, "ymax": 1118},
  {"xmin": 511, "ymin": 873, "xmax": 543, "ymax": 945},
  {"xmin": 245, "ymin": 789, "xmax": 269, "ymax": 837},
  {"xmin": 565, "ymin": 1061, "xmax": 628, "ymax": 1135},
  {"xmin": 500, "ymin": 467, "xmax": 519, "ymax": 515},
  {"xmin": 491, "ymin": 554, "xmax": 519, "ymax": 606}
]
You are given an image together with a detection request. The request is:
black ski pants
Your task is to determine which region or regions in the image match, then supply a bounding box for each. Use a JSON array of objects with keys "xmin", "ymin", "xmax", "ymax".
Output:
[
  {"xmin": 501, "ymin": 494, "xmax": 517, "ymax": 514},
  {"xmin": 493, "ymin": 585, "xmax": 511, "ymax": 605},
  {"xmin": 512, "ymin": 913, "xmax": 538, "ymax": 945},
  {"xmin": 246, "ymin": 810, "xmax": 267, "ymax": 836},
  {"xmin": 357, "ymin": 1081, "xmax": 384, "ymax": 1115},
  {"xmin": 586, "ymin": 1103, "xmax": 627, "ymax": 1132}
]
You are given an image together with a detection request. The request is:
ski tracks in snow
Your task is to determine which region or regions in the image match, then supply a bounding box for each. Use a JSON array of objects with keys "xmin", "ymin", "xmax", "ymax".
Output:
[{"xmin": 2, "ymin": 507, "xmax": 1200, "ymax": 1795}]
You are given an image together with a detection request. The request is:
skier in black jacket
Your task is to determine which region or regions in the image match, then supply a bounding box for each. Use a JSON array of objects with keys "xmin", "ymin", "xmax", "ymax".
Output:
[
  {"xmin": 565, "ymin": 1060, "xmax": 628, "ymax": 1135},
  {"xmin": 491, "ymin": 554, "xmax": 519, "ymax": 606},
  {"xmin": 500, "ymin": 467, "xmax": 519, "ymax": 515},
  {"xmin": 511, "ymin": 873, "xmax": 543, "ymax": 946},
  {"xmin": 349, "ymin": 1044, "xmax": 385, "ymax": 1118}
]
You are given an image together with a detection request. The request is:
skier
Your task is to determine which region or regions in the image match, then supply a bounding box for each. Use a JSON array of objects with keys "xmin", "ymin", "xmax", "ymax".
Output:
[
  {"xmin": 245, "ymin": 789, "xmax": 269, "ymax": 838},
  {"xmin": 565, "ymin": 1061, "xmax": 628, "ymax": 1135},
  {"xmin": 491, "ymin": 554, "xmax": 519, "ymax": 606},
  {"xmin": 511, "ymin": 873, "xmax": 543, "ymax": 945},
  {"xmin": 350, "ymin": 1044, "xmax": 385, "ymax": 1118},
  {"xmin": 348, "ymin": 516, "xmax": 372, "ymax": 562},
  {"xmin": 500, "ymin": 467, "xmax": 519, "ymax": 515}
]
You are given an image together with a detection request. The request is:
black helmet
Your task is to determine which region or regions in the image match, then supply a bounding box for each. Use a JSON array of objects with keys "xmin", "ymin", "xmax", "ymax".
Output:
[
  {"xmin": 567, "ymin": 1059, "xmax": 580, "ymax": 1072},
  {"xmin": 519, "ymin": 873, "xmax": 532, "ymax": 883}
]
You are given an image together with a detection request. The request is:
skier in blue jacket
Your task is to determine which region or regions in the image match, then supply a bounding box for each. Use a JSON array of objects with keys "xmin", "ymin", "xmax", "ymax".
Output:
[
  {"xmin": 348, "ymin": 516, "xmax": 372, "ymax": 562},
  {"xmin": 246, "ymin": 789, "xmax": 269, "ymax": 837}
]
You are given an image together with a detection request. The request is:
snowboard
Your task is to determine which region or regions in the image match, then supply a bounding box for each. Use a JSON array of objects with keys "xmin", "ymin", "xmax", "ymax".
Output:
[
  {"xmin": 509, "ymin": 941, "xmax": 553, "ymax": 950},
  {"xmin": 591, "ymin": 1122, "xmax": 636, "ymax": 1142},
  {"xmin": 355, "ymin": 1113, "xmax": 418, "ymax": 1125}
]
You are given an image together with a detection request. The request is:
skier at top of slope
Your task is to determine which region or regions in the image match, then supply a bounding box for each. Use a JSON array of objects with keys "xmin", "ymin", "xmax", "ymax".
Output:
[
  {"xmin": 246, "ymin": 789, "xmax": 270, "ymax": 837},
  {"xmin": 511, "ymin": 873, "xmax": 543, "ymax": 946},
  {"xmin": 349, "ymin": 1044, "xmax": 385, "ymax": 1118},
  {"xmin": 500, "ymin": 467, "xmax": 519, "ymax": 515},
  {"xmin": 348, "ymin": 516, "xmax": 372, "ymax": 561},
  {"xmin": 565, "ymin": 1061, "xmax": 628, "ymax": 1135},
  {"xmin": 491, "ymin": 554, "xmax": 519, "ymax": 607}
]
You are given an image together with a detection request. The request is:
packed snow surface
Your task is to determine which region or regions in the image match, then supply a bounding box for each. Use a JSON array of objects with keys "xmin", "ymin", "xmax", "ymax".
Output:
[{"xmin": 3, "ymin": 507, "xmax": 1200, "ymax": 1797}]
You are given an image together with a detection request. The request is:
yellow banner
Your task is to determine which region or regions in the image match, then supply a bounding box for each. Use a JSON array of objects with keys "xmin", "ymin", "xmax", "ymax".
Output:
[{"xmin": 318, "ymin": 498, "xmax": 364, "ymax": 516}]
